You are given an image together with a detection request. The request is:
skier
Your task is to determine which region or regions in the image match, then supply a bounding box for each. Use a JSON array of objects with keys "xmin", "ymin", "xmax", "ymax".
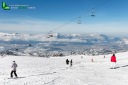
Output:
[
  {"xmin": 70, "ymin": 59, "xmax": 73, "ymax": 67},
  {"xmin": 11, "ymin": 61, "xmax": 18, "ymax": 78},
  {"xmin": 104, "ymin": 55, "xmax": 105, "ymax": 58},
  {"xmin": 66, "ymin": 59, "xmax": 69, "ymax": 65},
  {"xmin": 110, "ymin": 54, "xmax": 117, "ymax": 69}
]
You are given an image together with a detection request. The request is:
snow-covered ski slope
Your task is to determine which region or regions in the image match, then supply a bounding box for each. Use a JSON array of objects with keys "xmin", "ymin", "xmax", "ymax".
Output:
[{"xmin": 1, "ymin": 52, "xmax": 128, "ymax": 85}]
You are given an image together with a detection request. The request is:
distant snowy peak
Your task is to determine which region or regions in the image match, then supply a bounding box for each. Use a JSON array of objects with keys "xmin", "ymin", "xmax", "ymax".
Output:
[{"xmin": 122, "ymin": 38, "xmax": 128, "ymax": 44}]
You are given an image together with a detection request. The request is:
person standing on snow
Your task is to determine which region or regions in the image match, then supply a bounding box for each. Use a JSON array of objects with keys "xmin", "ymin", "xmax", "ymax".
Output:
[
  {"xmin": 11, "ymin": 61, "xmax": 18, "ymax": 78},
  {"xmin": 70, "ymin": 59, "xmax": 73, "ymax": 67},
  {"xmin": 110, "ymin": 54, "xmax": 117, "ymax": 69},
  {"xmin": 66, "ymin": 59, "xmax": 69, "ymax": 65}
]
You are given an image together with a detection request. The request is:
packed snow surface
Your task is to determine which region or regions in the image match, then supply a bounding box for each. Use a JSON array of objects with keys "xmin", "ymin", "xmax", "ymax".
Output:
[{"xmin": 1, "ymin": 52, "xmax": 128, "ymax": 85}]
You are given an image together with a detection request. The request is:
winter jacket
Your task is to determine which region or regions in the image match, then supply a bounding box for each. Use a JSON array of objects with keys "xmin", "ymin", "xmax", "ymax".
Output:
[
  {"xmin": 66, "ymin": 59, "xmax": 69, "ymax": 65},
  {"xmin": 11, "ymin": 62, "xmax": 18, "ymax": 71},
  {"xmin": 111, "ymin": 56, "xmax": 116, "ymax": 62}
]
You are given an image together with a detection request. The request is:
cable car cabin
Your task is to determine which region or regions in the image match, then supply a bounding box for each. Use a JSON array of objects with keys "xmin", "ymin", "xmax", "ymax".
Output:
[
  {"xmin": 49, "ymin": 34, "xmax": 53, "ymax": 37},
  {"xmin": 47, "ymin": 34, "xmax": 53, "ymax": 38},
  {"xmin": 91, "ymin": 14, "xmax": 95, "ymax": 17},
  {"xmin": 91, "ymin": 8, "xmax": 95, "ymax": 17},
  {"xmin": 77, "ymin": 17, "xmax": 81, "ymax": 24},
  {"xmin": 77, "ymin": 20, "xmax": 81, "ymax": 24}
]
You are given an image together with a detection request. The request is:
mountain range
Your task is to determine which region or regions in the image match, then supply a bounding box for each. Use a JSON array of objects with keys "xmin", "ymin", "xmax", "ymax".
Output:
[{"xmin": 0, "ymin": 32, "xmax": 128, "ymax": 57}]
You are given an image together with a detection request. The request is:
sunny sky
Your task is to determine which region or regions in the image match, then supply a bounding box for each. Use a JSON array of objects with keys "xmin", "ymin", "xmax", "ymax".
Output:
[{"xmin": 0, "ymin": 0, "xmax": 128, "ymax": 34}]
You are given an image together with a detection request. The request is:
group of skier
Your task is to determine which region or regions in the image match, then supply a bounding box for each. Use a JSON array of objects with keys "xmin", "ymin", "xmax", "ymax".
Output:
[
  {"xmin": 66, "ymin": 59, "xmax": 73, "ymax": 67},
  {"xmin": 10, "ymin": 53, "xmax": 117, "ymax": 78}
]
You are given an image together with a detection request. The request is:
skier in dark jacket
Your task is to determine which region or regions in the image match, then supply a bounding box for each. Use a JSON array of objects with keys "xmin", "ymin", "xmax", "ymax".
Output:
[{"xmin": 66, "ymin": 59, "xmax": 69, "ymax": 65}]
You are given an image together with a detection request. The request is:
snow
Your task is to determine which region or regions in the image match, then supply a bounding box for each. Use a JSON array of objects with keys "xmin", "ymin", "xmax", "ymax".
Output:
[
  {"xmin": 1, "ymin": 52, "xmax": 128, "ymax": 85},
  {"xmin": 123, "ymin": 38, "xmax": 128, "ymax": 44}
]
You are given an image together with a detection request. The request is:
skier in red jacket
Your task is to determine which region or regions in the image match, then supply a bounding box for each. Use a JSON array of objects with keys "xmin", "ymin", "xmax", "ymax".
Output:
[{"xmin": 110, "ymin": 54, "xmax": 117, "ymax": 69}]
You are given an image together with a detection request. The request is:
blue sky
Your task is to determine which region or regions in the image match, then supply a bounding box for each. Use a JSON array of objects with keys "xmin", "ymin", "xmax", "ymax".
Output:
[{"xmin": 0, "ymin": 0, "xmax": 128, "ymax": 34}]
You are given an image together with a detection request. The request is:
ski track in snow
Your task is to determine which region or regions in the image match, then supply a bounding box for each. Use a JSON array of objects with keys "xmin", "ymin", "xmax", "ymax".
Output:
[{"xmin": 1, "ymin": 52, "xmax": 128, "ymax": 85}]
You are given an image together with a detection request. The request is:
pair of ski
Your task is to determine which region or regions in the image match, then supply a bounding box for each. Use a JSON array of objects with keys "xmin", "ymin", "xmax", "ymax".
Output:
[
  {"xmin": 110, "ymin": 66, "xmax": 119, "ymax": 69},
  {"xmin": 8, "ymin": 77, "xmax": 24, "ymax": 79},
  {"xmin": 110, "ymin": 68, "xmax": 117, "ymax": 69}
]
